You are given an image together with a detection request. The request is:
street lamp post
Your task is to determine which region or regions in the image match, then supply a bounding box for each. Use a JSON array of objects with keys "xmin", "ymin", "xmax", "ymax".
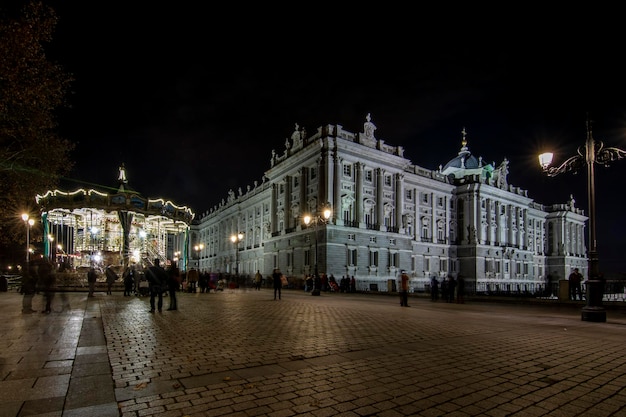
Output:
[
  {"xmin": 21, "ymin": 214, "xmax": 35, "ymax": 268},
  {"xmin": 303, "ymin": 203, "xmax": 332, "ymax": 296},
  {"xmin": 193, "ymin": 243, "xmax": 204, "ymax": 269},
  {"xmin": 230, "ymin": 232, "xmax": 244, "ymax": 278},
  {"xmin": 539, "ymin": 119, "xmax": 626, "ymax": 322}
]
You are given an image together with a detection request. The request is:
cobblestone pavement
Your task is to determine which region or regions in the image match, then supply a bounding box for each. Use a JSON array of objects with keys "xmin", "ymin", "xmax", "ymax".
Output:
[{"xmin": 1, "ymin": 288, "xmax": 626, "ymax": 417}]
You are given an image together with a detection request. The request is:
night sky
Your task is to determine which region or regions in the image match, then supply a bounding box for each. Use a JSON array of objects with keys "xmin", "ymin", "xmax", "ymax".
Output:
[{"xmin": 41, "ymin": 3, "xmax": 626, "ymax": 275}]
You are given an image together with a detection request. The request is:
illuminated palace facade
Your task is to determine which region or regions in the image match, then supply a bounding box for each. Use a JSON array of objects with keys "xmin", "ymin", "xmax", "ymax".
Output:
[{"xmin": 192, "ymin": 115, "xmax": 587, "ymax": 292}]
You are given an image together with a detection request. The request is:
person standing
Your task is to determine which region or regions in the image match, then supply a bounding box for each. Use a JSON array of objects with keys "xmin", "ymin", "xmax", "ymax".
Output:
[
  {"xmin": 105, "ymin": 265, "xmax": 117, "ymax": 295},
  {"xmin": 447, "ymin": 275, "xmax": 457, "ymax": 303},
  {"xmin": 198, "ymin": 271, "xmax": 208, "ymax": 293},
  {"xmin": 21, "ymin": 263, "xmax": 38, "ymax": 313},
  {"xmin": 146, "ymin": 258, "xmax": 166, "ymax": 313},
  {"xmin": 38, "ymin": 258, "xmax": 55, "ymax": 314},
  {"xmin": 399, "ymin": 270, "xmax": 410, "ymax": 307},
  {"xmin": 272, "ymin": 268, "xmax": 282, "ymax": 300},
  {"xmin": 254, "ymin": 270, "xmax": 263, "ymax": 290},
  {"xmin": 187, "ymin": 268, "xmax": 198, "ymax": 293},
  {"xmin": 456, "ymin": 274, "xmax": 465, "ymax": 304},
  {"xmin": 167, "ymin": 261, "xmax": 180, "ymax": 310},
  {"xmin": 430, "ymin": 276, "xmax": 439, "ymax": 301},
  {"xmin": 350, "ymin": 276, "xmax": 356, "ymax": 293},
  {"xmin": 87, "ymin": 266, "xmax": 97, "ymax": 297},
  {"xmin": 569, "ymin": 268, "xmax": 583, "ymax": 301},
  {"xmin": 123, "ymin": 265, "xmax": 134, "ymax": 296}
]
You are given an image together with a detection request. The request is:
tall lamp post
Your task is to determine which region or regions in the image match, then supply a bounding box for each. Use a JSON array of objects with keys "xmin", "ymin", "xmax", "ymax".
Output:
[
  {"xmin": 303, "ymin": 203, "xmax": 332, "ymax": 295},
  {"xmin": 230, "ymin": 232, "xmax": 244, "ymax": 278},
  {"xmin": 21, "ymin": 213, "xmax": 35, "ymax": 269},
  {"xmin": 539, "ymin": 120, "xmax": 626, "ymax": 322},
  {"xmin": 193, "ymin": 243, "xmax": 204, "ymax": 269}
]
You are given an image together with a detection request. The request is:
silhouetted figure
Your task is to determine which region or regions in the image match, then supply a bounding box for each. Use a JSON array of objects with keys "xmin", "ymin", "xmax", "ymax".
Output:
[
  {"xmin": 569, "ymin": 268, "xmax": 583, "ymax": 301},
  {"xmin": 447, "ymin": 275, "xmax": 456, "ymax": 303},
  {"xmin": 38, "ymin": 258, "xmax": 55, "ymax": 314},
  {"xmin": 21, "ymin": 263, "xmax": 37, "ymax": 313},
  {"xmin": 456, "ymin": 274, "xmax": 465, "ymax": 304},
  {"xmin": 273, "ymin": 268, "xmax": 282, "ymax": 300},
  {"xmin": 400, "ymin": 270, "xmax": 410, "ymax": 307},
  {"xmin": 146, "ymin": 259, "xmax": 167, "ymax": 313},
  {"xmin": 430, "ymin": 276, "xmax": 439, "ymax": 301},
  {"xmin": 87, "ymin": 266, "xmax": 97, "ymax": 297},
  {"xmin": 254, "ymin": 270, "xmax": 262, "ymax": 290},
  {"xmin": 105, "ymin": 265, "xmax": 117, "ymax": 295},
  {"xmin": 167, "ymin": 261, "xmax": 180, "ymax": 310},
  {"xmin": 123, "ymin": 265, "xmax": 134, "ymax": 296}
]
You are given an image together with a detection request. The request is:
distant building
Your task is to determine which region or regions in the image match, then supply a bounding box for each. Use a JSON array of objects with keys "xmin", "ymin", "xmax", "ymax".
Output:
[{"xmin": 191, "ymin": 115, "xmax": 587, "ymax": 293}]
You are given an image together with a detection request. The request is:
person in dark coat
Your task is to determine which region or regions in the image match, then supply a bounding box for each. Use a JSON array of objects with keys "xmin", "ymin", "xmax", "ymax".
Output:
[
  {"xmin": 447, "ymin": 275, "xmax": 456, "ymax": 303},
  {"xmin": 166, "ymin": 261, "xmax": 180, "ymax": 310},
  {"xmin": 272, "ymin": 268, "xmax": 282, "ymax": 300},
  {"xmin": 430, "ymin": 276, "xmax": 439, "ymax": 301},
  {"xmin": 105, "ymin": 266, "xmax": 117, "ymax": 295},
  {"xmin": 146, "ymin": 258, "xmax": 167, "ymax": 313},
  {"xmin": 87, "ymin": 266, "xmax": 97, "ymax": 297},
  {"xmin": 123, "ymin": 265, "xmax": 134, "ymax": 296},
  {"xmin": 21, "ymin": 263, "xmax": 38, "ymax": 313},
  {"xmin": 456, "ymin": 274, "xmax": 465, "ymax": 304},
  {"xmin": 38, "ymin": 258, "xmax": 55, "ymax": 313}
]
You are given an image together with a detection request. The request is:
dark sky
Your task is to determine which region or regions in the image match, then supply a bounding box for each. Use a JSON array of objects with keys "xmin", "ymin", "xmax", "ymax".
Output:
[{"xmin": 41, "ymin": 3, "xmax": 626, "ymax": 274}]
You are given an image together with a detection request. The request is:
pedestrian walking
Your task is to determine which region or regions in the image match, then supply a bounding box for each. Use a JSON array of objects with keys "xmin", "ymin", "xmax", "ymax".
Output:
[
  {"xmin": 167, "ymin": 261, "xmax": 181, "ymax": 310},
  {"xmin": 399, "ymin": 270, "xmax": 410, "ymax": 307},
  {"xmin": 254, "ymin": 270, "xmax": 262, "ymax": 290},
  {"xmin": 87, "ymin": 266, "xmax": 97, "ymax": 297},
  {"xmin": 273, "ymin": 268, "xmax": 282, "ymax": 300}
]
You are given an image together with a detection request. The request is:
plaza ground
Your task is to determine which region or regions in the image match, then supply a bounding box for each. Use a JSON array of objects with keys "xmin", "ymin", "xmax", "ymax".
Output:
[{"xmin": 1, "ymin": 288, "xmax": 626, "ymax": 417}]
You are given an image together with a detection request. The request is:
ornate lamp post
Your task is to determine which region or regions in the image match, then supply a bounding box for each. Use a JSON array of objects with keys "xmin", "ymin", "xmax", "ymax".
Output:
[
  {"xmin": 21, "ymin": 213, "xmax": 35, "ymax": 268},
  {"xmin": 539, "ymin": 120, "xmax": 626, "ymax": 322},
  {"xmin": 303, "ymin": 203, "xmax": 332, "ymax": 295},
  {"xmin": 230, "ymin": 232, "xmax": 244, "ymax": 278}
]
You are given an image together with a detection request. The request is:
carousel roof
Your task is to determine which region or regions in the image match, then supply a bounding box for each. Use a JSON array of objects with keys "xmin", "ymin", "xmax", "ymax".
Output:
[{"xmin": 35, "ymin": 164, "xmax": 194, "ymax": 231}]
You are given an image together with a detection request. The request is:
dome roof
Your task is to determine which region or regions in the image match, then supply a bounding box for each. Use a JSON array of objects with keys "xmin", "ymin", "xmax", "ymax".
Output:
[{"xmin": 440, "ymin": 128, "xmax": 493, "ymax": 178}]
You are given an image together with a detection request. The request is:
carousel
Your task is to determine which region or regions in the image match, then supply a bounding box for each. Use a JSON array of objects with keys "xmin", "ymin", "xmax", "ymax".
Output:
[{"xmin": 35, "ymin": 164, "xmax": 194, "ymax": 275}]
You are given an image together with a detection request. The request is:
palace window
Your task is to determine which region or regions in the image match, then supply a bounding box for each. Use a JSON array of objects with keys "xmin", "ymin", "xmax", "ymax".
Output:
[
  {"xmin": 348, "ymin": 248, "xmax": 357, "ymax": 266},
  {"xmin": 369, "ymin": 250, "xmax": 379, "ymax": 267},
  {"xmin": 388, "ymin": 252, "xmax": 398, "ymax": 268}
]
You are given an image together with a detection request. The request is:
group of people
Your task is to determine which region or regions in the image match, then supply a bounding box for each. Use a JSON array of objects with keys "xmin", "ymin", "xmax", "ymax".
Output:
[
  {"xmin": 429, "ymin": 275, "xmax": 465, "ymax": 303},
  {"xmin": 21, "ymin": 257, "xmax": 70, "ymax": 314},
  {"xmin": 145, "ymin": 258, "xmax": 181, "ymax": 312}
]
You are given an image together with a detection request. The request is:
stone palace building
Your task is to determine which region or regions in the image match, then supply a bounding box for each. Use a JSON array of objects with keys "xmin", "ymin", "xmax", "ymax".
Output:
[{"xmin": 191, "ymin": 114, "xmax": 587, "ymax": 293}]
